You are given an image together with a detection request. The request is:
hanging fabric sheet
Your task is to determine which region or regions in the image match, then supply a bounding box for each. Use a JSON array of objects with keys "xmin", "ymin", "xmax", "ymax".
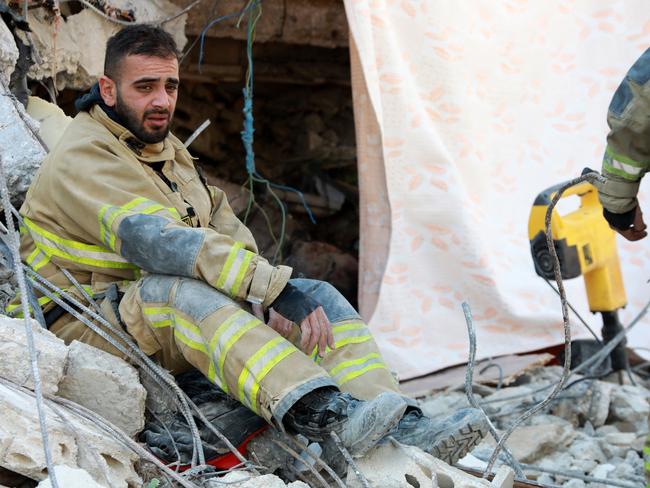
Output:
[{"xmin": 346, "ymin": 0, "xmax": 650, "ymax": 379}]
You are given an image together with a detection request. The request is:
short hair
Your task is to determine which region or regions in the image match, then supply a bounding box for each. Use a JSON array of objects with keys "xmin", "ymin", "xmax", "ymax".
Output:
[{"xmin": 104, "ymin": 25, "xmax": 180, "ymax": 80}]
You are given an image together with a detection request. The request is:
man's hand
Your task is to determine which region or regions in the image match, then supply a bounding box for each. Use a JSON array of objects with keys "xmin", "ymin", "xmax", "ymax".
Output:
[
  {"xmin": 267, "ymin": 306, "xmax": 335, "ymax": 357},
  {"xmin": 267, "ymin": 307, "xmax": 294, "ymax": 338},
  {"xmin": 297, "ymin": 306, "xmax": 335, "ymax": 358},
  {"xmin": 614, "ymin": 206, "xmax": 647, "ymax": 241}
]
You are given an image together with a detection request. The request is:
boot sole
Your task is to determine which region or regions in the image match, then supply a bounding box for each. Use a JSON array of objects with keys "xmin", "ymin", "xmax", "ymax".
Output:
[{"xmin": 430, "ymin": 419, "xmax": 488, "ymax": 465}]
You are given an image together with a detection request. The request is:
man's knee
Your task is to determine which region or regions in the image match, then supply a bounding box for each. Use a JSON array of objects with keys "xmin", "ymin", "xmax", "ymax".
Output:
[
  {"xmin": 139, "ymin": 274, "xmax": 235, "ymax": 322},
  {"xmin": 289, "ymin": 278, "xmax": 360, "ymax": 323}
]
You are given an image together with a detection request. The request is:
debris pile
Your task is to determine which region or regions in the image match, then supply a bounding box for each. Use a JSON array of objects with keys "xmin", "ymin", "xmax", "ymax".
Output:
[{"xmin": 415, "ymin": 365, "xmax": 649, "ymax": 487}]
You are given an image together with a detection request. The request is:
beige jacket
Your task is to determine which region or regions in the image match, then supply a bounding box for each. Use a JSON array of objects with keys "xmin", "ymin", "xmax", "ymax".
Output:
[{"xmin": 11, "ymin": 105, "xmax": 291, "ymax": 315}]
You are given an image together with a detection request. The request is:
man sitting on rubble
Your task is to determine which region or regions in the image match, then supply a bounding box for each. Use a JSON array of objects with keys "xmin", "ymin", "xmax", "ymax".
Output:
[{"xmin": 14, "ymin": 24, "xmax": 487, "ymax": 463}]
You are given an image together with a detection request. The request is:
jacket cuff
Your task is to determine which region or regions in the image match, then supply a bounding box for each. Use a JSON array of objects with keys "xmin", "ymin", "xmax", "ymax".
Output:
[
  {"xmin": 261, "ymin": 264, "xmax": 292, "ymax": 308},
  {"xmin": 603, "ymin": 206, "xmax": 637, "ymax": 230}
]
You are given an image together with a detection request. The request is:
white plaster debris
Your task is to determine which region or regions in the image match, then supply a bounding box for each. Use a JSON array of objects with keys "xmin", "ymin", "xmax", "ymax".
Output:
[
  {"xmin": 0, "ymin": 381, "xmax": 140, "ymax": 487},
  {"xmin": 57, "ymin": 340, "xmax": 147, "ymax": 437},
  {"xmin": 0, "ymin": 316, "xmax": 68, "ymax": 396},
  {"xmin": 211, "ymin": 472, "xmax": 310, "ymax": 487},
  {"xmin": 0, "ymin": 48, "xmax": 47, "ymax": 210},
  {"xmin": 0, "ymin": 14, "xmax": 18, "ymax": 84},
  {"xmin": 37, "ymin": 465, "xmax": 104, "ymax": 488},
  {"xmin": 21, "ymin": 1, "xmax": 187, "ymax": 91},
  {"xmin": 461, "ymin": 366, "xmax": 650, "ymax": 487}
]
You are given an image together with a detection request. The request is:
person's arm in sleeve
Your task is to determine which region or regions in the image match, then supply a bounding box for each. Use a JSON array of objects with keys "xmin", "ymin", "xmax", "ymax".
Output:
[
  {"xmin": 49, "ymin": 140, "xmax": 291, "ymax": 307},
  {"xmin": 598, "ymin": 49, "xmax": 650, "ymax": 240}
]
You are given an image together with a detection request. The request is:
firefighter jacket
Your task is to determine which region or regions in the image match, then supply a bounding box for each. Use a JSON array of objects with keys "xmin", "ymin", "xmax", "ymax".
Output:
[
  {"xmin": 599, "ymin": 48, "xmax": 650, "ymax": 222},
  {"xmin": 11, "ymin": 105, "xmax": 292, "ymax": 316}
]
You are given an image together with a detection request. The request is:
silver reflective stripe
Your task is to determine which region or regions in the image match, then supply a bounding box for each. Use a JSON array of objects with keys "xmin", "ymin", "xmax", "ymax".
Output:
[{"xmin": 609, "ymin": 158, "xmax": 644, "ymax": 177}]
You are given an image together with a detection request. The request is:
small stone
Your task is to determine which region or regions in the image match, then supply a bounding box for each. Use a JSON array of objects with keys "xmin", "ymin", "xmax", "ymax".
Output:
[
  {"xmin": 563, "ymin": 479, "xmax": 585, "ymax": 488},
  {"xmin": 609, "ymin": 385, "xmax": 650, "ymax": 431},
  {"xmin": 569, "ymin": 459, "xmax": 597, "ymax": 473},
  {"xmin": 419, "ymin": 391, "xmax": 470, "ymax": 419},
  {"xmin": 211, "ymin": 473, "xmax": 286, "ymax": 488},
  {"xmin": 568, "ymin": 438, "xmax": 606, "ymax": 464},
  {"xmin": 590, "ymin": 463, "xmax": 615, "ymax": 479},
  {"xmin": 57, "ymin": 341, "xmax": 146, "ymax": 437},
  {"xmin": 604, "ymin": 432, "xmax": 636, "ymax": 447}
]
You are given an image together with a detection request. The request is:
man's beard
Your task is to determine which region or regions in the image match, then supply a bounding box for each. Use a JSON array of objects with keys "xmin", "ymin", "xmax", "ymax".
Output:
[{"xmin": 114, "ymin": 91, "xmax": 173, "ymax": 144}]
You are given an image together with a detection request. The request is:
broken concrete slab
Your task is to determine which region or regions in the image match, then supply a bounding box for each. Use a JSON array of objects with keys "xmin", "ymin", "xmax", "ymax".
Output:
[
  {"xmin": 347, "ymin": 442, "xmax": 513, "ymax": 488},
  {"xmin": 0, "ymin": 316, "xmax": 68, "ymax": 396},
  {"xmin": 212, "ymin": 471, "xmax": 309, "ymax": 487},
  {"xmin": 480, "ymin": 415, "xmax": 576, "ymax": 463},
  {"xmin": 37, "ymin": 466, "xmax": 104, "ymax": 488},
  {"xmin": 0, "ymin": 380, "xmax": 140, "ymax": 486},
  {"xmin": 21, "ymin": 2, "xmax": 187, "ymax": 91},
  {"xmin": 57, "ymin": 340, "xmax": 146, "ymax": 437},
  {"xmin": 0, "ymin": 18, "xmax": 18, "ymax": 84},
  {"xmin": 0, "ymin": 79, "xmax": 46, "ymax": 210}
]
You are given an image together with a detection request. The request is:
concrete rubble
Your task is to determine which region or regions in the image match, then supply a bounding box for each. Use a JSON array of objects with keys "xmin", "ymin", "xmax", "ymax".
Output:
[
  {"xmin": 0, "ymin": 316, "xmax": 142, "ymax": 487},
  {"xmin": 453, "ymin": 365, "xmax": 650, "ymax": 487},
  {"xmin": 57, "ymin": 340, "xmax": 146, "ymax": 438},
  {"xmin": 21, "ymin": 1, "xmax": 187, "ymax": 91}
]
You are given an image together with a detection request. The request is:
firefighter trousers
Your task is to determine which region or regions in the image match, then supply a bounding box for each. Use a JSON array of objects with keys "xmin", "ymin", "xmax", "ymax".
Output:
[{"xmin": 52, "ymin": 275, "xmax": 402, "ymax": 425}]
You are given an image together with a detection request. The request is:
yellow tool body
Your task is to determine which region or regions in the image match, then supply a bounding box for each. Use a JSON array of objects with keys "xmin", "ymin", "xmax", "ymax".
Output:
[{"xmin": 528, "ymin": 181, "xmax": 626, "ymax": 312}]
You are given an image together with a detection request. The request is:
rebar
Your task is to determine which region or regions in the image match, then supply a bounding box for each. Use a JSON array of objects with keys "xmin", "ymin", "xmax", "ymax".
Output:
[
  {"xmin": 330, "ymin": 431, "xmax": 371, "ymax": 488},
  {"xmin": 482, "ymin": 172, "xmax": 605, "ymax": 475},
  {"xmin": 0, "ymin": 157, "xmax": 59, "ymax": 488},
  {"xmin": 462, "ymin": 302, "xmax": 524, "ymax": 479}
]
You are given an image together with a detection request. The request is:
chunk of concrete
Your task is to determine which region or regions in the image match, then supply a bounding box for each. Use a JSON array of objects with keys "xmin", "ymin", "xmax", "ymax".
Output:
[
  {"xmin": 609, "ymin": 384, "xmax": 650, "ymax": 431},
  {"xmin": 0, "ymin": 18, "xmax": 18, "ymax": 84},
  {"xmin": 0, "ymin": 316, "xmax": 68, "ymax": 396},
  {"xmin": 37, "ymin": 466, "xmax": 103, "ymax": 488},
  {"xmin": 0, "ymin": 381, "xmax": 140, "ymax": 486},
  {"xmin": 0, "ymin": 80, "xmax": 46, "ymax": 210},
  {"xmin": 347, "ymin": 442, "xmax": 499, "ymax": 488},
  {"xmin": 22, "ymin": 3, "xmax": 186, "ymax": 91},
  {"xmin": 211, "ymin": 472, "xmax": 294, "ymax": 487},
  {"xmin": 57, "ymin": 340, "xmax": 146, "ymax": 437},
  {"xmin": 481, "ymin": 415, "xmax": 576, "ymax": 463}
]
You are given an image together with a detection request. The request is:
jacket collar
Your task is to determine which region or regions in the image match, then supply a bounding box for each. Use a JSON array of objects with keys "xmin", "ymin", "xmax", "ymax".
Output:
[{"xmin": 90, "ymin": 105, "xmax": 177, "ymax": 163}]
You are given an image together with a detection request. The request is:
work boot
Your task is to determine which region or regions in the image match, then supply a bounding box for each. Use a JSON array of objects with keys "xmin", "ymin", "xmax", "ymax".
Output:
[
  {"xmin": 284, "ymin": 388, "xmax": 407, "ymax": 457},
  {"xmin": 388, "ymin": 407, "xmax": 488, "ymax": 465}
]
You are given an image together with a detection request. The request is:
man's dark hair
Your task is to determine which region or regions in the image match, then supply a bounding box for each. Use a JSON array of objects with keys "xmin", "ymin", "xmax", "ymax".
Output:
[{"xmin": 104, "ymin": 25, "xmax": 180, "ymax": 80}]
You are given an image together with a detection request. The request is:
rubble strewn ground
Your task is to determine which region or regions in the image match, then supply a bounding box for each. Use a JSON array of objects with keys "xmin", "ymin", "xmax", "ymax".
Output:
[{"xmin": 0, "ymin": 314, "xmax": 647, "ymax": 487}]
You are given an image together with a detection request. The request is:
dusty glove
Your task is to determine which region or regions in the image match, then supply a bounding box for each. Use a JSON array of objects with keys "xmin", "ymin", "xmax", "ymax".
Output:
[{"xmin": 269, "ymin": 282, "xmax": 320, "ymax": 324}]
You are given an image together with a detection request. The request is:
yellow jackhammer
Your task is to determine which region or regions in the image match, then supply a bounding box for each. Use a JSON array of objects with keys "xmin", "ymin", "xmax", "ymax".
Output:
[{"xmin": 528, "ymin": 180, "xmax": 629, "ymax": 372}]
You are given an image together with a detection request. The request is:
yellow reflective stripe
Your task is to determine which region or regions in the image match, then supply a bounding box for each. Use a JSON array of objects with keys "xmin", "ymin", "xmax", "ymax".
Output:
[
  {"xmin": 238, "ymin": 337, "xmax": 284, "ymax": 408},
  {"xmin": 24, "ymin": 217, "xmax": 134, "ymax": 269},
  {"xmin": 330, "ymin": 353, "xmax": 381, "ymax": 376},
  {"xmin": 33, "ymin": 240, "xmax": 136, "ymax": 269},
  {"xmin": 249, "ymin": 346, "xmax": 296, "ymax": 412},
  {"xmin": 173, "ymin": 316, "xmax": 208, "ymax": 353},
  {"xmin": 338, "ymin": 364, "xmax": 387, "ymax": 386},
  {"xmin": 332, "ymin": 322, "xmax": 366, "ymax": 334},
  {"xmin": 216, "ymin": 319, "xmax": 259, "ymax": 393},
  {"xmin": 26, "ymin": 248, "xmax": 40, "ymax": 264},
  {"xmin": 24, "ymin": 217, "xmax": 120, "ymax": 255},
  {"xmin": 216, "ymin": 242, "xmax": 244, "ymax": 289},
  {"xmin": 336, "ymin": 335, "xmax": 372, "ymax": 348},
  {"xmin": 231, "ymin": 251, "xmax": 253, "ymax": 296},
  {"xmin": 167, "ymin": 207, "xmax": 181, "ymax": 220},
  {"xmin": 25, "ymin": 248, "xmax": 50, "ymax": 272},
  {"xmin": 6, "ymin": 285, "xmax": 92, "ymax": 315}
]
